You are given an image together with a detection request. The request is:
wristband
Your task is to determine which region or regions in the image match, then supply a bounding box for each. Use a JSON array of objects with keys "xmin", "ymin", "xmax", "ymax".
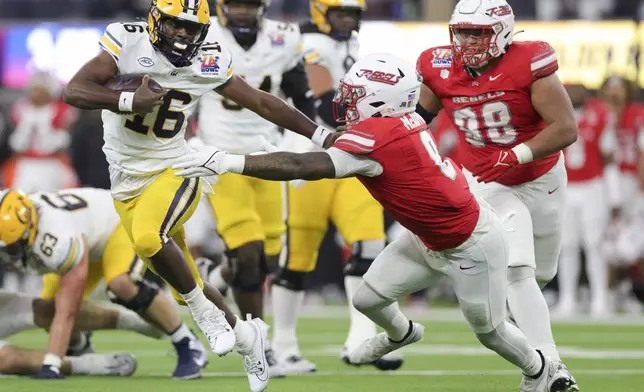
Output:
[
  {"xmin": 43, "ymin": 353, "xmax": 62, "ymax": 369},
  {"xmin": 118, "ymin": 92, "xmax": 135, "ymax": 112},
  {"xmin": 223, "ymin": 154, "xmax": 246, "ymax": 174},
  {"xmin": 511, "ymin": 143, "xmax": 534, "ymax": 164},
  {"xmin": 311, "ymin": 126, "xmax": 332, "ymax": 147}
]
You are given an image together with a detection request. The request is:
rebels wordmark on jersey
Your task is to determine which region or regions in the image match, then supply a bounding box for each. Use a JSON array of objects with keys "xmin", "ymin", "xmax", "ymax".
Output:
[
  {"xmin": 333, "ymin": 113, "xmax": 480, "ymax": 251},
  {"xmin": 418, "ymin": 41, "xmax": 560, "ymax": 186}
]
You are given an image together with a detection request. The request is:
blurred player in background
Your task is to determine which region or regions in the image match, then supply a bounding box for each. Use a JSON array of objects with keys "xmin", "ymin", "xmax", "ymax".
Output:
[
  {"xmin": 599, "ymin": 75, "xmax": 644, "ymax": 313},
  {"xmin": 1, "ymin": 71, "xmax": 79, "ymax": 295},
  {"xmin": 416, "ymin": 0, "xmax": 578, "ymax": 389},
  {"xmin": 0, "ymin": 188, "xmax": 208, "ymax": 379},
  {"xmin": 63, "ymin": 0, "xmax": 336, "ymax": 389},
  {"xmin": 554, "ymin": 83, "xmax": 618, "ymax": 317},
  {"xmin": 173, "ymin": 52, "xmax": 579, "ymax": 392},
  {"xmin": 266, "ymin": 0, "xmax": 396, "ymax": 374},
  {"xmin": 196, "ymin": 1, "xmax": 316, "ymax": 375}
]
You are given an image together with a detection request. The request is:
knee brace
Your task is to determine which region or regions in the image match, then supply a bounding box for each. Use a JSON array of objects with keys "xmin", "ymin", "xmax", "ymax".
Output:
[
  {"xmin": 108, "ymin": 279, "xmax": 159, "ymax": 314},
  {"xmin": 344, "ymin": 240, "xmax": 385, "ymax": 277},
  {"xmin": 507, "ymin": 265, "xmax": 536, "ymax": 285},
  {"xmin": 272, "ymin": 267, "xmax": 307, "ymax": 291},
  {"xmin": 228, "ymin": 241, "xmax": 267, "ymax": 293},
  {"xmin": 132, "ymin": 232, "xmax": 164, "ymax": 259}
]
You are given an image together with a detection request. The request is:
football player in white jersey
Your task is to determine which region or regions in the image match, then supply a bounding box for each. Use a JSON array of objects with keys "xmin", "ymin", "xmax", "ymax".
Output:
[
  {"xmin": 263, "ymin": 0, "xmax": 395, "ymax": 374},
  {"xmin": 195, "ymin": 0, "xmax": 316, "ymax": 372},
  {"xmin": 63, "ymin": 1, "xmax": 335, "ymax": 389},
  {"xmin": 0, "ymin": 188, "xmax": 210, "ymax": 379}
]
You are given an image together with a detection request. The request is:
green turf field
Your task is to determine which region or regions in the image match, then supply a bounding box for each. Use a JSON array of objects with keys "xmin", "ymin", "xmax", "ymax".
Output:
[{"xmin": 4, "ymin": 307, "xmax": 644, "ymax": 391}]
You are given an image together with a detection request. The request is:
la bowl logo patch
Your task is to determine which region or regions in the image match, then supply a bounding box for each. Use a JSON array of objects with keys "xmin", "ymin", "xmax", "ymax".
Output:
[
  {"xmin": 271, "ymin": 33, "xmax": 285, "ymax": 46},
  {"xmin": 432, "ymin": 49, "xmax": 452, "ymax": 68},
  {"xmin": 200, "ymin": 54, "xmax": 220, "ymax": 74},
  {"xmin": 138, "ymin": 57, "xmax": 154, "ymax": 67}
]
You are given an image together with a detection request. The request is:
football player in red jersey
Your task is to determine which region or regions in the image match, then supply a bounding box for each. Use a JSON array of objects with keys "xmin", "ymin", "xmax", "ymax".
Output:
[
  {"xmin": 555, "ymin": 84, "xmax": 619, "ymax": 317},
  {"xmin": 415, "ymin": 0, "xmax": 578, "ymax": 389},
  {"xmin": 173, "ymin": 53, "xmax": 578, "ymax": 391}
]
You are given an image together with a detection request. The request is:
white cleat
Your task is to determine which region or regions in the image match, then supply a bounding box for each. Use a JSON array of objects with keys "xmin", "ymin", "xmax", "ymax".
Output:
[
  {"xmin": 84, "ymin": 353, "xmax": 138, "ymax": 376},
  {"xmin": 341, "ymin": 346, "xmax": 404, "ymax": 371},
  {"xmin": 280, "ymin": 354, "xmax": 317, "ymax": 375},
  {"xmin": 347, "ymin": 321, "xmax": 424, "ymax": 366},
  {"xmin": 237, "ymin": 316, "xmax": 269, "ymax": 392},
  {"xmin": 195, "ymin": 307, "xmax": 235, "ymax": 356},
  {"xmin": 265, "ymin": 348, "xmax": 287, "ymax": 378},
  {"xmin": 520, "ymin": 352, "xmax": 579, "ymax": 392}
]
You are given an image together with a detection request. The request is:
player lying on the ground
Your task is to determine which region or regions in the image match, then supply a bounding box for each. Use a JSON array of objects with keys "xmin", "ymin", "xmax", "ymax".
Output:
[
  {"xmin": 0, "ymin": 188, "xmax": 208, "ymax": 380},
  {"xmin": 0, "ymin": 340, "xmax": 136, "ymax": 377},
  {"xmin": 173, "ymin": 53, "xmax": 578, "ymax": 392}
]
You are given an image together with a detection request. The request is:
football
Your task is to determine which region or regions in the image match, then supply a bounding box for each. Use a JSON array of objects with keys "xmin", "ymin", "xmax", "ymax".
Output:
[{"xmin": 105, "ymin": 74, "xmax": 164, "ymax": 93}]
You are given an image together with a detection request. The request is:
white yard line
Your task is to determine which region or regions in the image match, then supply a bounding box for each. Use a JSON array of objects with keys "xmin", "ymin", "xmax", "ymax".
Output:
[{"xmin": 145, "ymin": 368, "xmax": 644, "ymax": 378}]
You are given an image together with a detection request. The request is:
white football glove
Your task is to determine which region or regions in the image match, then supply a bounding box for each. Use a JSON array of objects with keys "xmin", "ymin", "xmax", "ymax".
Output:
[{"xmin": 172, "ymin": 145, "xmax": 229, "ymax": 179}]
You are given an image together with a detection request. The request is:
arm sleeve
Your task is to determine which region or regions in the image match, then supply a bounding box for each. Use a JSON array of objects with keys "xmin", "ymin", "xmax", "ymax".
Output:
[
  {"xmin": 99, "ymin": 23, "xmax": 126, "ymax": 64},
  {"xmin": 317, "ymin": 90, "xmax": 341, "ymax": 128},
  {"xmin": 326, "ymin": 147, "xmax": 383, "ymax": 178}
]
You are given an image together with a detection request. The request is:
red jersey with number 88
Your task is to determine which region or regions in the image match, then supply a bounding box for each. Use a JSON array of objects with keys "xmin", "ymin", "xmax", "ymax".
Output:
[
  {"xmin": 417, "ymin": 41, "xmax": 560, "ymax": 186},
  {"xmin": 333, "ymin": 113, "xmax": 480, "ymax": 251}
]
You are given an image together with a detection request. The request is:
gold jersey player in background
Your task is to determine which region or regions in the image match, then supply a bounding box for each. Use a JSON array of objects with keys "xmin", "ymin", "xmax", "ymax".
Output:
[
  {"xmin": 194, "ymin": 1, "xmax": 316, "ymax": 376},
  {"xmin": 63, "ymin": 1, "xmax": 336, "ymax": 390},
  {"xmin": 269, "ymin": 0, "xmax": 397, "ymax": 374}
]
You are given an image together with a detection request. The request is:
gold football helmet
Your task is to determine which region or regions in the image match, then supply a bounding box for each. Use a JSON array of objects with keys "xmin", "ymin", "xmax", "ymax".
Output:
[
  {"xmin": 216, "ymin": 0, "xmax": 270, "ymax": 38},
  {"xmin": 310, "ymin": 0, "xmax": 366, "ymax": 40},
  {"xmin": 148, "ymin": 0, "xmax": 211, "ymax": 66},
  {"xmin": 0, "ymin": 190, "xmax": 38, "ymax": 268}
]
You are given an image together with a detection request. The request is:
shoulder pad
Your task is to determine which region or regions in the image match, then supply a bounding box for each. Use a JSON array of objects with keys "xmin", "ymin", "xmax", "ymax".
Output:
[
  {"xmin": 31, "ymin": 227, "xmax": 84, "ymax": 275},
  {"xmin": 333, "ymin": 118, "xmax": 402, "ymax": 155},
  {"xmin": 100, "ymin": 22, "xmax": 147, "ymax": 63}
]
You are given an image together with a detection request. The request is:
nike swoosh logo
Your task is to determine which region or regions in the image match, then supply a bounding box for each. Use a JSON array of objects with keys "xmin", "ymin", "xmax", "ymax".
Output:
[
  {"xmin": 489, "ymin": 74, "xmax": 503, "ymax": 81},
  {"xmin": 460, "ymin": 265, "xmax": 476, "ymax": 270},
  {"xmin": 548, "ymin": 186, "xmax": 560, "ymax": 194}
]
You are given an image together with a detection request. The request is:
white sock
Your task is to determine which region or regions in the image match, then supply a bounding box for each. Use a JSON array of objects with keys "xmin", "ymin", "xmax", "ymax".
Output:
[
  {"xmin": 508, "ymin": 276, "xmax": 560, "ymax": 361},
  {"xmin": 181, "ymin": 285, "xmax": 213, "ymax": 316},
  {"xmin": 585, "ymin": 246, "xmax": 608, "ymax": 309},
  {"xmin": 557, "ymin": 246, "xmax": 581, "ymax": 307},
  {"xmin": 169, "ymin": 323, "xmax": 193, "ymax": 343},
  {"xmin": 361, "ymin": 301, "xmax": 409, "ymax": 342},
  {"xmin": 209, "ymin": 264, "xmax": 229, "ymax": 292},
  {"xmin": 116, "ymin": 308, "xmax": 165, "ymax": 339},
  {"xmin": 271, "ymin": 285, "xmax": 304, "ymax": 357},
  {"xmin": 233, "ymin": 317, "xmax": 255, "ymax": 354},
  {"xmin": 478, "ymin": 322, "xmax": 543, "ymax": 376},
  {"xmin": 344, "ymin": 276, "xmax": 377, "ymax": 347}
]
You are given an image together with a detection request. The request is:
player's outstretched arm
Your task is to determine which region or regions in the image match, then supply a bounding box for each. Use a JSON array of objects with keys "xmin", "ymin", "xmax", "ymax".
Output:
[
  {"xmin": 241, "ymin": 152, "xmax": 336, "ymax": 181},
  {"xmin": 63, "ymin": 51, "xmax": 122, "ymax": 112},
  {"xmin": 527, "ymin": 73, "xmax": 579, "ymax": 160},
  {"xmin": 216, "ymin": 75, "xmax": 335, "ymax": 147},
  {"xmin": 43, "ymin": 243, "xmax": 89, "ymax": 373}
]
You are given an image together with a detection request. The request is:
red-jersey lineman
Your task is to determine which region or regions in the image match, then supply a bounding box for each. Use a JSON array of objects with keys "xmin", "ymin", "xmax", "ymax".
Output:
[
  {"xmin": 173, "ymin": 52, "xmax": 577, "ymax": 391},
  {"xmin": 415, "ymin": 0, "xmax": 578, "ymax": 389},
  {"xmin": 556, "ymin": 84, "xmax": 619, "ymax": 317}
]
